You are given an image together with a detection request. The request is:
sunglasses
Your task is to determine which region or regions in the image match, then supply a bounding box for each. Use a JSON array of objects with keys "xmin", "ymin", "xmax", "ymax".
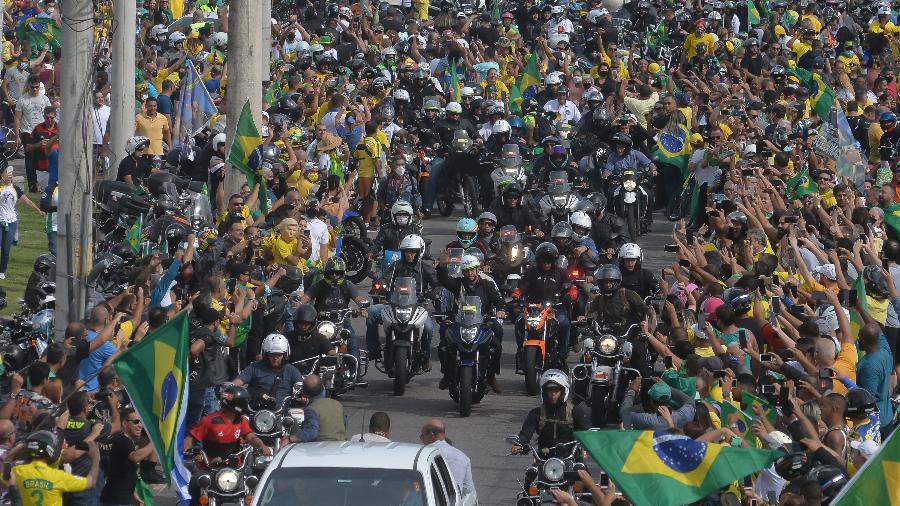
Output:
[{"xmin": 127, "ymin": 419, "xmax": 143, "ymax": 425}]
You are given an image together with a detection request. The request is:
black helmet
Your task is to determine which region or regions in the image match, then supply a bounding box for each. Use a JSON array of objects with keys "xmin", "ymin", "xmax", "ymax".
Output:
[
  {"xmin": 593, "ymin": 107, "xmax": 611, "ymax": 127},
  {"xmin": 220, "ymin": 384, "xmax": 250, "ymax": 413},
  {"xmin": 324, "ymin": 257, "xmax": 346, "ymax": 284},
  {"xmin": 535, "ymin": 242, "xmax": 560, "ymax": 264},
  {"xmin": 551, "ymin": 221, "xmax": 573, "ymax": 248},
  {"xmin": 724, "ymin": 287, "xmax": 753, "ymax": 314},
  {"xmin": 294, "ymin": 304, "xmax": 318, "ymax": 340},
  {"xmin": 611, "ymin": 132, "xmax": 633, "ymax": 149},
  {"xmin": 775, "ymin": 451, "xmax": 812, "ymax": 481},
  {"xmin": 502, "ymin": 182, "xmax": 523, "ymax": 206},
  {"xmin": 863, "ymin": 264, "xmax": 890, "ymax": 298},
  {"xmin": 33, "ymin": 253, "xmax": 56, "ymax": 275},
  {"xmin": 588, "ymin": 192, "xmax": 608, "ymax": 214},
  {"xmin": 807, "ymin": 465, "xmax": 848, "ymax": 502},
  {"xmin": 846, "ymin": 388, "xmax": 877, "ymax": 418},
  {"xmin": 595, "ymin": 264, "xmax": 622, "ymax": 295},
  {"xmin": 25, "ymin": 430, "xmax": 61, "ymax": 462}
]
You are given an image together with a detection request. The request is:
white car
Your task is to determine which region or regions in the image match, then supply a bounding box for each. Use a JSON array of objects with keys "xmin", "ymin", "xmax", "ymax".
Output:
[{"xmin": 251, "ymin": 441, "xmax": 477, "ymax": 506}]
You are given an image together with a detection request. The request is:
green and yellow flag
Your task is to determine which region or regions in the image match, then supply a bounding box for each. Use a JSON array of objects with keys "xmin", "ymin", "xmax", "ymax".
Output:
[
  {"xmin": 833, "ymin": 428, "xmax": 900, "ymax": 506},
  {"xmin": 850, "ymin": 273, "xmax": 869, "ymax": 339},
  {"xmin": 720, "ymin": 402, "xmax": 755, "ymax": 442},
  {"xmin": 786, "ymin": 167, "xmax": 819, "ymax": 200},
  {"xmin": 575, "ymin": 430, "xmax": 781, "ymax": 506},
  {"xmin": 747, "ymin": 0, "xmax": 761, "ymax": 25},
  {"xmin": 112, "ymin": 311, "xmax": 192, "ymax": 503},
  {"xmin": 787, "ymin": 67, "xmax": 835, "ymax": 118},
  {"xmin": 881, "ymin": 203, "xmax": 900, "ymax": 238},
  {"xmin": 741, "ymin": 391, "xmax": 779, "ymax": 423},
  {"xmin": 449, "ymin": 59, "xmax": 462, "ymax": 103},
  {"xmin": 123, "ymin": 214, "xmax": 143, "ymax": 255},
  {"xmin": 518, "ymin": 52, "xmax": 541, "ymax": 97},
  {"xmin": 655, "ymin": 124, "xmax": 693, "ymax": 176},
  {"xmin": 509, "ymin": 82, "xmax": 523, "ymax": 114},
  {"xmin": 228, "ymin": 100, "xmax": 268, "ymax": 213}
]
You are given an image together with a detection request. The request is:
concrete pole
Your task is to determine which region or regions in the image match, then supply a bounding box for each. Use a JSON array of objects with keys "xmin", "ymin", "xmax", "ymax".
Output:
[
  {"xmin": 56, "ymin": 0, "xmax": 94, "ymax": 338},
  {"xmin": 108, "ymin": 0, "xmax": 136, "ymax": 178},
  {"xmin": 261, "ymin": 0, "xmax": 272, "ymax": 85},
  {"xmin": 224, "ymin": 1, "xmax": 263, "ymax": 197}
]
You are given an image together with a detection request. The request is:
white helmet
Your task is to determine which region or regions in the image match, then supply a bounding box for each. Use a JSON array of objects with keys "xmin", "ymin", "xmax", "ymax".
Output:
[
  {"xmin": 150, "ymin": 24, "xmax": 169, "ymax": 42},
  {"xmin": 446, "ymin": 101, "xmax": 463, "ymax": 114},
  {"xmin": 618, "ymin": 243, "xmax": 642, "ymax": 260},
  {"xmin": 492, "ymin": 120, "xmax": 511, "ymax": 135},
  {"xmin": 211, "ymin": 32, "xmax": 228, "ymax": 50},
  {"xmin": 212, "ymin": 132, "xmax": 227, "ymax": 147},
  {"xmin": 878, "ymin": 5, "xmax": 891, "ymax": 15},
  {"xmin": 708, "ymin": 11, "xmax": 722, "ymax": 21},
  {"xmin": 461, "ymin": 86, "xmax": 476, "ymax": 97},
  {"xmin": 540, "ymin": 369, "xmax": 570, "ymax": 401},
  {"xmin": 551, "ymin": 5, "xmax": 565, "ymax": 15},
  {"xmin": 545, "ymin": 74, "xmax": 562, "ymax": 86},
  {"xmin": 393, "ymin": 89, "xmax": 410, "ymax": 101},
  {"xmin": 460, "ymin": 254, "xmax": 481, "ymax": 271},
  {"xmin": 391, "ymin": 200, "xmax": 414, "ymax": 226},
  {"xmin": 262, "ymin": 333, "xmax": 291, "ymax": 356},
  {"xmin": 125, "ymin": 136, "xmax": 150, "ymax": 155},
  {"xmin": 382, "ymin": 46, "xmax": 398, "ymax": 58},
  {"xmin": 399, "ymin": 234, "xmax": 426, "ymax": 256},
  {"xmin": 569, "ymin": 211, "xmax": 592, "ymax": 240},
  {"xmin": 169, "ymin": 31, "xmax": 186, "ymax": 45},
  {"xmin": 587, "ymin": 8, "xmax": 605, "ymax": 24}
]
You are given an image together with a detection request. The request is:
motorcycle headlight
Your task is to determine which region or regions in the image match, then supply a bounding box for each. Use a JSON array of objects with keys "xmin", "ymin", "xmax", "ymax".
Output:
[
  {"xmin": 395, "ymin": 306, "xmax": 414, "ymax": 323},
  {"xmin": 460, "ymin": 327, "xmax": 478, "ymax": 343},
  {"xmin": 215, "ymin": 468, "xmax": 240, "ymax": 493},
  {"xmin": 542, "ymin": 458, "xmax": 566, "ymax": 482},
  {"xmin": 317, "ymin": 321, "xmax": 337, "ymax": 340},
  {"xmin": 624, "ymin": 180, "xmax": 637, "ymax": 191},
  {"xmin": 510, "ymin": 245, "xmax": 520, "ymax": 260},
  {"xmin": 253, "ymin": 410, "xmax": 276, "ymax": 433},
  {"xmin": 598, "ymin": 335, "xmax": 617, "ymax": 354}
]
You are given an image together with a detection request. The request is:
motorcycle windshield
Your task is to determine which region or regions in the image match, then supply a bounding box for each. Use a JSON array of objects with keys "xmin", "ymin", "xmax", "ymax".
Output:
[
  {"xmin": 457, "ymin": 296, "xmax": 484, "ymax": 326},
  {"xmin": 390, "ymin": 277, "xmax": 418, "ymax": 306},
  {"xmin": 499, "ymin": 225, "xmax": 519, "ymax": 245},
  {"xmin": 188, "ymin": 194, "xmax": 213, "ymax": 223},
  {"xmin": 548, "ymin": 171, "xmax": 570, "ymax": 195}
]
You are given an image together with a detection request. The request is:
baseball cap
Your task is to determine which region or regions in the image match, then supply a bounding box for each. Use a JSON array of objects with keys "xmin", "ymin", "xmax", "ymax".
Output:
[
  {"xmin": 850, "ymin": 440, "xmax": 879, "ymax": 459},
  {"xmin": 649, "ymin": 383, "xmax": 672, "ymax": 404},
  {"xmin": 813, "ymin": 264, "xmax": 837, "ymax": 281},
  {"xmin": 763, "ymin": 431, "xmax": 793, "ymax": 450}
]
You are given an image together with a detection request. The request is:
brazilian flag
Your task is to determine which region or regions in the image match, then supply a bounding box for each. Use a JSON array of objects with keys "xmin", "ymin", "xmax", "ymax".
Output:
[
  {"xmin": 787, "ymin": 67, "xmax": 835, "ymax": 118},
  {"xmin": 509, "ymin": 83, "xmax": 523, "ymax": 114},
  {"xmin": 113, "ymin": 311, "xmax": 192, "ymax": 504},
  {"xmin": 747, "ymin": 0, "xmax": 761, "ymax": 25},
  {"xmin": 518, "ymin": 53, "xmax": 541, "ymax": 98},
  {"xmin": 720, "ymin": 402, "xmax": 754, "ymax": 440},
  {"xmin": 449, "ymin": 59, "xmax": 462, "ymax": 103},
  {"xmin": 228, "ymin": 100, "xmax": 268, "ymax": 213},
  {"xmin": 15, "ymin": 16, "xmax": 61, "ymax": 55},
  {"xmin": 576, "ymin": 430, "xmax": 781, "ymax": 506},
  {"xmin": 881, "ymin": 203, "xmax": 900, "ymax": 239},
  {"xmin": 741, "ymin": 391, "xmax": 779, "ymax": 423},
  {"xmin": 786, "ymin": 167, "xmax": 819, "ymax": 200},
  {"xmin": 123, "ymin": 214, "xmax": 143, "ymax": 255},
  {"xmin": 833, "ymin": 428, "xmax": 900, "ymax": 506},
  {"xmin": 655, "ymin": 124, "xmax": 693, "ymax": 177}
]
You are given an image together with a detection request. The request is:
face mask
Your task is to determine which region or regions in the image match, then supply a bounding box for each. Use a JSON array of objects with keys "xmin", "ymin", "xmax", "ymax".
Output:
[
  {"xmin": 393, "ymin": 165, "xmax": 406, "ymax": 176},
  {"xmin": 18, "ymin": 63, "xmax": 28, "ymax": 71},
  {"xmin": 339, "ymin": 19, "xmax": 350, "ymax": 30}
]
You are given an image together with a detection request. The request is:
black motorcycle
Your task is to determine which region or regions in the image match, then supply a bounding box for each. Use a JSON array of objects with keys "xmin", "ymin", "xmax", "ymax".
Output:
[
  {"xmin": 506, "ymin": 437, "xmax": 598, "ymax": 506},
  {"xmin": 192, "ymin": 446, "xmax": 259, "ymax": 506},
  {"xmin": 572, "ymin": 321, "xmax": 642, "ymax": 426},
  {"xmin": 292, "ymin": 305, "xmax": 369, "ymax": 397},
  {"xmin": 436, "ymin": 130, "xmax": 482, "ymax": 217},
  {"xmin": 372, "ymin": 277, "xmax": 431, "ymax": 396},
  {"xmin": 442, "ymin": 296, "xmax": 498, "ymax": 417},
  {"xmin": 610, "ymin": 165, "xmax": 653, "ymax": 239}
]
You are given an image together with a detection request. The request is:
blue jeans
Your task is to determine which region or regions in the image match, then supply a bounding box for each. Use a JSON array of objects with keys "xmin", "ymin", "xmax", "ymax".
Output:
[
  {"xmin": 0, "ymin": 221, "xmax": 17, "ymax": 274},
  {"xmin": 365, "ymin": 303, "xmax": 434, "ymax": 356},
  {"xmin": 65, "ymin": 469, "xmax": 105, "ymax": 506},
  {"xmin": 47, "ymin": 230, "xmax": 56, "ymax": 256},
  {"xmin": 421, "ymin": 157, "xmax": 445, "ymax": 212}
]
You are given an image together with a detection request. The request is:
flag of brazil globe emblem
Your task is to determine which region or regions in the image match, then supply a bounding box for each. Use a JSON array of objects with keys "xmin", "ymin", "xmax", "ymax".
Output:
[
  {"xmin": 575, "ymin": 430, "xmax": 781, "ymax": 506},
  {"xmin": 113, "ymin": 311, "xmax": 190, "ymax": 481}
]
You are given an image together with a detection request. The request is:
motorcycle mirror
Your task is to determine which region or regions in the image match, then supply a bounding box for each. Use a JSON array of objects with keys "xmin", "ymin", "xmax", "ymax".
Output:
[
  {"xmin": 623, "ymin": 341, "xmax": 633, "ymax": 357},
  {"xmin": 281, "ymin": 416, "xmax": 296, "ymax": 430},
  {"xmin": 196, "ymin": 474, "xmax": 213, "ymax": 489},
  {"xmin": 589, "ymin": 286, "xmax": 600, "ymax": 296},
  {"xmin": 245, "ymin": 476, "xmax": 259, "ymax": 489}
]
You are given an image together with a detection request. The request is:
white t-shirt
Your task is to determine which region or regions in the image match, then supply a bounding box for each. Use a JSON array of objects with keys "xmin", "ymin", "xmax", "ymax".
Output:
[
  {"xmin": 543, "ymin": 100, "xmax": 582, "ymax": 124},
  {"xmin": 16, "ymin": 93, "xmax": 51, "ymax": 134},
  {"xmin": 307, "ymin": 217, "xmax": 329, "ymax": 263},
  {"xmin": 5, "ymin": 67, "xmax": 29, "ymax": 103},
  {"xmin": 91, "ymin": 104, "xmax": 111, "ymax": 145},
  {"xmin": 688, "ymin": 148, "xmax": 722, "ymax": 187},
  {"xmin": 0, "ymin": 184, "xmax": 23, "ymax": 224}
]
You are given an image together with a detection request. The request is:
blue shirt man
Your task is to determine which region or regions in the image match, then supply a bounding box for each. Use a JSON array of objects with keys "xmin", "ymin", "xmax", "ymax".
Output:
[
  {"xmin": 857, "ymin": 321, "xmax": 894, "ymax": 427},
  {"xmin": 605, "ymin": 149, "xmax": 652, "ymax": 176}
]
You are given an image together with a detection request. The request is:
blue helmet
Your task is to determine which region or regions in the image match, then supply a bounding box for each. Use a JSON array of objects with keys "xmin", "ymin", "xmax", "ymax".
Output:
[
  {"xmin": 456, "ymin": 218, "xmax": 478, "ymax": 247},
  {"xmin": 508, "ymin": 115, "xmax": 524, "ymax": 130}
]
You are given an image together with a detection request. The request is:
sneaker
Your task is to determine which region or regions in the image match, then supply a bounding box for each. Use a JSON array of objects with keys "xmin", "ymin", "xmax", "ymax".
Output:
[
  {"xmin": 438, "ymin": 376, "xmax": 450, "ymax": 390},
  {"xmin": 0, "ymin": 273, "xmax": 5, "ymax": 279},
  {"xmin": 487, "ymin": 375, "xmax": 503, "ymax": 394}
]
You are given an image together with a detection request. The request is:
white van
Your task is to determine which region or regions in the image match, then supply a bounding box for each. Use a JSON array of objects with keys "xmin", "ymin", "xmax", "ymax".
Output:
[{"xmin": 251, "ymin": 441, "xmax": 478, "ymax": 506}]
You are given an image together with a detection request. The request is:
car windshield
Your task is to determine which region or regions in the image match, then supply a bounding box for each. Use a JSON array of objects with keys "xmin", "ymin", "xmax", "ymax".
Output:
[{"xmin": 256, "ymin": 467, "xmax": 427, "ymax": 506}]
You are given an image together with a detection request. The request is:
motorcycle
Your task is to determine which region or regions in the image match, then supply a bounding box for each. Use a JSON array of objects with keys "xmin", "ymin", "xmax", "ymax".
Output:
[
  {"xmin": 538, "ymin": 171, "xmax": 581, "ymax": 230},
  {"xmin": 373, "ymin": 277, "xmax": 431, "ymax": 396},
  {"xmin": 610, "ymin": 166, "xmax": 653, "ymax": 240},
  {"xmin": 493, "ymin": 225, "xmax": 533, "ymax": 293},
  {"xmin": 506, "ymin": 437, "xmax": 597, "ymax": 506},
  {"xmin": 436, "ymin": 130, "xmax": 482, "ymax": 218},
  {"xmin": 246, "ymin": 399, "xmax": 298, "ymax": 475},
  {"xmin": 515, "ymin": 301, "xmax": 563, "ymax": 396},
  {"xmin": 571, "ymin": 321, "xmax": 642, "ymax": 426},
  {"xmin": 490, "ymin": 144, "xmax": 529, "ymax": 196},
  {"xmin": 192, "ymin": 446, "xmax": 259, "ymax": 506},
  {"xmin": 443, "ymin": 296, "xmax": 498, "ymax": 417},
  {"xmin": 292, "ymin": 306, "xmax": 368, "ymax": 398}
]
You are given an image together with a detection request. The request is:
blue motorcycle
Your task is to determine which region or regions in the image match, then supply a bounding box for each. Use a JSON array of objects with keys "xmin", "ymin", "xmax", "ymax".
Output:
[{"xmin": 444, "ymin": 296, "xmax": 498, "ymax": 417}]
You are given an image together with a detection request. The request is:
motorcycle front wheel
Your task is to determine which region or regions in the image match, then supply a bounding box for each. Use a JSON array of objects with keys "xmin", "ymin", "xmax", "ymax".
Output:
[
  {"xmin": 625, "ymin": 203, "xmax": 640, "ymax": 240},
  {"xmin": 393, "ymin": 347, "xmax": 409, "ymax": 396},
  {"xmin": 458, "ymin": 366, "xmax": 474, "ymax": 417},
  {"xmin": 340, "ymin": 236, "xmax": 372, "ymax": 283},
  {"xmin": 524, "ymin": 346, "xmax": 540, "ymax": 396},
  {"xmin": 591, "ymin": 385, "xmax": 610, "ymax": 427}
]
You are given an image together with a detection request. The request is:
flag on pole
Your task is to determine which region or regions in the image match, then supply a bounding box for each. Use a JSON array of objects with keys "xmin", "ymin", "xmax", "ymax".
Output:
[
  {"xmin": 509, "ymin": 83, "xmax": 523, "ymax": 114},
  {"xmin": 747, "ymin": 0, "xmax": 761, "ymax": 24},
  {"xmin": 264, "ymin": 81, "xmax": 281, "ymax": 107},
  {"xmin": 741, "ymin": 391, "xmax": 779, "ymax": 423},
  {"xmin": 174, "ymin": 60, "xmax": 216, "ymax": 149},
  {"xmin": 655, "ymin": 124, "xmax": 693, "ymax": 177},
  {"xmin": 787, "ymin": 67, "xmax": 836, "ymax": 118},
  {"xmin": 449, "ymin": 59, "xmax": 462, "ymax": 103},
  {"xmin": 849, "ymin": 273, "xmax": 869, "ymax": 339},
  {"xmin": 518, "ymin": 53, "xmax": 541, "ymax": 98},
  {"xmin": 575, "ymin": 430, "xmax": 781, "ymax": 506},
  {"xmin": 112, "ymin": 312, "xmax": 192, "ymax": 505},
  {"xmin": 786, "ymin": 167, "xmax": 819, "ymax": 200},
  {"xmin": 228, "ymin": 100, "xmax": 268, "ymax": 213},
  {"xmin": 124, "ymin": 215, "xmax": 143, "ymax": 255},
  {"xmin": 720, "ymin": 402, "xmax": 756, "ymax": 442},
  {"xmin": 833, "ymin": 428, "xmax": 900, "ymax": 506}
]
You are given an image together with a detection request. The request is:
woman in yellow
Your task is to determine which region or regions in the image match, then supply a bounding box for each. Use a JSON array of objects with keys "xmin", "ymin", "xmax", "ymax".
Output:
[
  {"xmin": 264, "ymin": 217, "xmax": 310, "ymax": 267},
  {"xmin": 354, "ymin": 121, "xmax": 383, "ymax": 227}
]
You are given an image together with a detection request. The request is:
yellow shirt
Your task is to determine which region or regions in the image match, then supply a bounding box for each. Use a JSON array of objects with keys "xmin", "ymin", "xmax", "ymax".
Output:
[
  {"xmin": 480, "ymin": 80, "xmax": 509, "ymax": 97},
  {"xmin": 821, "ymin": 189, "xmax": 837, "ymax": 209},
  {"xmin": 801, "ymin": 15, "xmax": 823, "ymax": 33},
  {"xmin": 684, "ymin": 33, "xmax": 716, "ymax": 59},
  {"xmin": 832, "ymin": 342, "xmax": 858, "ymax": 394},
  {"xmin": 134, "ymin": 113, "xmax": 169, "ymax": 156},
  {"xmin": 267, "ymin": 234, "xmax": 301, "ymax": 266},
  {"xmin": 866, "ymin": 295, "xmax": 889, "ymax": 325},
  {"xmin": 13, "ymin": 461, "xmax": 89, "ymax": 506},
  {"xmin": 216, "ymin": 204, "xmax": 251, "ymax": 228},
  {"xmin": 836, "ymin": 53, "xmax": 861, "ymax": 74},
  {"xmin": 791, "ymin": 40, "xmax": 812, "ymax": 59},
  {"xmin": 151, "ymin": 68, "xmax": 175, "ymax": 92},
  {"xmin": 354, "ymin": 135, "xmax": 382, "ymax": 178},
  {"xmin": 869, "ymin": 20, "xmax": 900, "ymax": 35}
]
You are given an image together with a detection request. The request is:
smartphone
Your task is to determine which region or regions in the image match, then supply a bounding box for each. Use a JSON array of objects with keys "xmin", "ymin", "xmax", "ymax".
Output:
[
  {"xmin": 811, "ymin": 291, "xmax": 827, "ymax": 301},
  {"xmin": 686, "ymin": 231, "xmax": 695, "ymax": 246},
  {"xmin": 759, "ymin": 353, "xmax": 775, "ymax": 363},
  {"xmin": 760, "ymin": 276, "xmax": 773, "ymax": 286},
  {"xmin": 741, "ymin": 168, "xmax": 754, "ymax": 176},
  {"xmin": 714, "ymin": 369, "xmax": 727, "ymax": 379},
  {"xmin": 739, "ymin": 332, "xmax": 748, "ymax": 349},
  {"xmin": 771, "ymin": 296, "xmax": 782, "ymax": 316},
  {"xmin": 819, "ymin": 367, "xmax": 834, "ymax": 390},
  {"xmin": 731, "ymin": 378, "xmax": 738, "ymax": 389},
  {"xmin": 664, "ymin": 356, "xmax": 674, "ymax": 369},
  {"xmin": 848, "ymin": 289, "xmax": 858, "ymax": 307},
  {"xmin": 448, "ymin": 248, "xmax": 464, "ymax": 263},
  {"xmin": 749, "ymin": 500, "xmax": 759, "ymax": 506},
  {"xmin": 708, "ymin": 209, "xmax": 720, "ymax": 218},
  {"xmin": 742, "ymin": 476, "xmax": 753, "ymax": 490},
  {"xmin": 599, "ymin": 472, "xmax": 610, "ymax": 488},
  {"xmin": 664, "ymin": 244, "xmax": 679, "ymax": 253},
  {"xmin": 760, "ymin": 384, "xmax": 776, "ymax": 395},
  {"xmin": 782, "ymin": 215, "xmax": 798, "ymax": 224},
  {"xmin": 679, "ymin": 259, "xmax": 692, "ymax": 268}
]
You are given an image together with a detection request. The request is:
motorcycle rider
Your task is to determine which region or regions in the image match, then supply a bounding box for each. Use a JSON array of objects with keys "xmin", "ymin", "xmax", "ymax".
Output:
[
  {"xmin": 233, "ymin": 333, "xmax": 303, "ymax": 405},
  {"xmin": 515, "ymin": 243, "xmax": 572, "ymax": 367},
  {"xmin": 476, "ymin": 212, "xmax": 502, "ymax": 257},
  {"xmin": 605, "ymin": 133, "xmax": 655, "ymax": 178},
  {"xmin": 184, "ymin": 384, "xmax": 272, "ymax": 460},
  {"xmin": 288, "ymin": 304, "xmax": 336, "ymax": 363},
  {"xmin": 299, "ymin": 257, "xmax": 369, "ymax": 375},
  {"xmin": 569, "ymin": 211, "xmax": 601, "ymax": 263},
  {"xmin": 489, "ymin": 183, "xmax": 544, "ymax": 237},
  {"xmin": 511, "ymin": 370, "xmax": 591, "ymax": 454},
  {"xmin": 447, "ymin": 217, "xmax": 490, "ymax": 257},
  {"xmin": 376, "ymin": 153, "xmax": 422, "ymax": 215},
  {"xmin": 366, "ymin": 234, "xmax": 439, "ymax": 364},
  {"xmin": 532, "ymin": 144, "xmax": 579, "ymax": 188},
  {"xmin": 586, "ymin": 264, "xmax": 651, "ymax": 375},
  {"xmin": 617, "ymin": 243, "xmax": 660, "ymax": 299},
  {"xmin": 369, "ymin": 200, "xmax": 423, "ymax": 267},
  {"xmin": 588, "ymin": 193, "xmax": 630, "ymax": 262},
  {"xmin": 436, "ymin": 254, "xmax": 506, "ymax": 392}
]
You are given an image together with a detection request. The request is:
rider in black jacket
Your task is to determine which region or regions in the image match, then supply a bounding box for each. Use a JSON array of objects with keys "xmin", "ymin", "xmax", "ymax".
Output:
[
  {"xmin": 515, "ymin": 243, "xmax": 571, "ymax": 366},
  {"xmin": 512, "ymin": 369, "xmax": 591, "ymax": 455},
  {"xmin": 588, "ymin": 193, "xmax": 630, "ymax": 263},
  {"xmin": 489, "ymin": 183, "xmax": 544, "ymax": 236},
  {"xmin": 617, "ymin": 243, "xmax": 661, "ymax": 298}
]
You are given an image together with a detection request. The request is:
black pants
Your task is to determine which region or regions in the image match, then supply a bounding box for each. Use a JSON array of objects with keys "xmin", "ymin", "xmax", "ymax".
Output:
[
  {"xmin": 20, "ymin": 131, "xmax": 35, "ymax": 187},
  {"xmin": 885, "ymin": 326, "xmax": 900, "ymax": 365}
]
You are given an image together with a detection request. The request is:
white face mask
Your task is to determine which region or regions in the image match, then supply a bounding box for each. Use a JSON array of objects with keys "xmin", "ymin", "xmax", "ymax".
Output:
[{"xmin": 393, "ymin": 165, "xmax": 406, "ymax": 177}]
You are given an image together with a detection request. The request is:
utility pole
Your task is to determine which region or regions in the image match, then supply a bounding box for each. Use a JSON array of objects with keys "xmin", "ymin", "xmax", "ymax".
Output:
[
  {"xmin": 57, "ymin": 0, "xmax": 94, "ymax": 339},
  {"xmin": 261, "ymin": 0, "xmax": 272, "ymax": 85},
  {"xmin": 108, "ymin": 0, "xmax": 136, "ymax": 178},
  {"xmin": 224, "ymin": 1, "xmax": 263, "ymax": 197}
]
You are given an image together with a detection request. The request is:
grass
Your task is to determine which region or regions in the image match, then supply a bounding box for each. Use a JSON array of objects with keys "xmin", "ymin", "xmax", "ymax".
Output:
[{"xmin": 0, "ymin": 190, "xmax": 49, "ymax": 316}]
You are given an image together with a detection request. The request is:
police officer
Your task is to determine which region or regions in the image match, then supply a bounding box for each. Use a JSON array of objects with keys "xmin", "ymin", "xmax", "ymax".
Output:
[{"xmin": 511, "ymin": 370, "xmax": 591, "ymax": 454}]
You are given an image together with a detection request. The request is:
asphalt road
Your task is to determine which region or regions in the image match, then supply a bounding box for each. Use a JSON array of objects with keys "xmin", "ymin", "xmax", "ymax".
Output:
[{"xmin": 337, "ymin": 208, "xmax": 677, "ymax": 506}]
